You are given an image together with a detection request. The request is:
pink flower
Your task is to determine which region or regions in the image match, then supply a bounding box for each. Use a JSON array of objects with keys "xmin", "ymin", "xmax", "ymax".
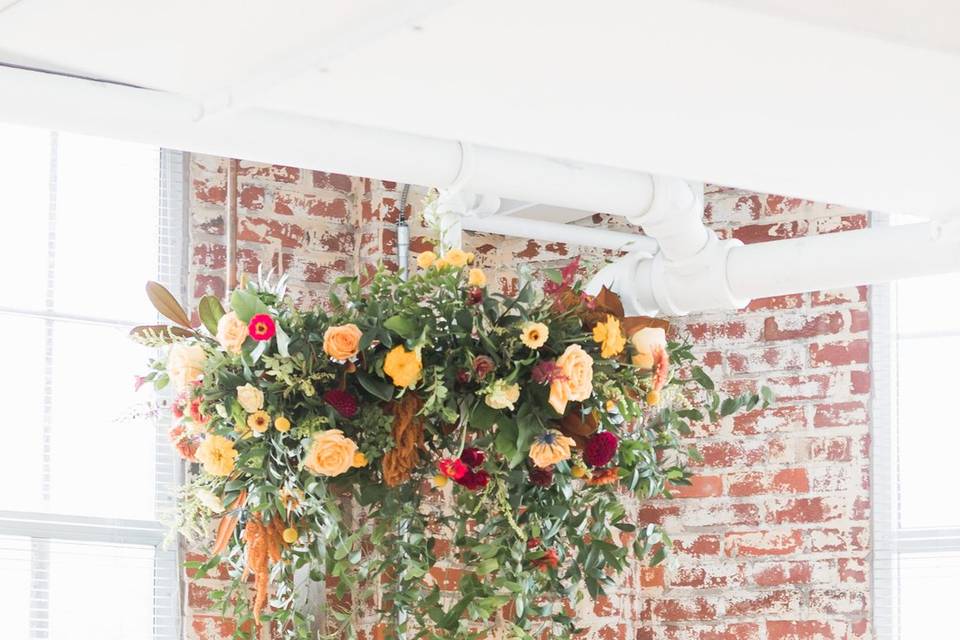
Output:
[
  {"xmin": 248, "ymin": 314, "xmax": 276, "ymax": 341},
  {"xmin": 324, "ymin": 389, "xmax": 358, "ymax": 418},
  {"xmin": 438, "ymin": 458, "xmax": 468, "ymax": 481},
  {"xmin": 473, "ymin": 355, "xmax": 496, "ymax": 381},
  {"xmin": 583, "ymin": 431, "xmax": 619, "ymax": 467}
]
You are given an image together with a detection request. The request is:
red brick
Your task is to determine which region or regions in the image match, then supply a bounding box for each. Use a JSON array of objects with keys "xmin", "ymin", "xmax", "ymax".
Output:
[
  {"xmin": 746, "ymin": 294, "xmax": 805, "ymax": 311},
  {"xmin": 725, "ymin": 590, "xmax": 799, "ymax": 617},
  {"xmin": 685, "ymin": 320, "xmax": 749, "ymax": 342},
  {"xmin": 809, "ymin": 436, "xmax": 852, "ymax": 462},
  {"xmin": 674, "ymin": 535, "xmax": 722, "ymax": 557},
  {"xmin": 813, "ymin": 402, "xmax": 868, "ymax": 428},
  {"xmin": 749, "ymin": 561, "xmax": 814, "ymax": 586},
  {"xmin": 238, "ymin": 184, "xmax": 264, "ymax": 210},
  {"xmin": 765, "ymin": 374, "xmax": 832, "ymax": 401},
  {"xmin": 849, "ymin": 308, "xmax": 870, "ymax": 332},
  {"xmin": 732, "ymin": 406, "xmax": 806, "ymax": 436},
  {"xmin": 193, "ymin": 178, "xmax": 226, "ymax": 205},
  {"xmin": 808, "ymin": 589, "xmax": 868, "ymax": 615},
  {"xmin": 187, "ymin": 583, "xmax": 215, "ymax": 610},
  {"xmin": 727, "ymin": 468, "xmax": 809, "ymax": 497},
  {"xmin": 849, "ymin": 369, "xmax": 871, "ymax": 394},
  {"xmin": 238, "ymin": 162, "xmax": 300, "ymax": 184},
  {"xmin": 652, "ymin": 597, "xmax": 718, "ymax": 621},
  {"xmin": 194, "ymin": 274, "xmax": 225, "ymax": 299},
  {"xmin": 664, "ymin": 623, "xmax": 760, "ymax": 640},
  {"xmin": 807, "ymin": 527, "xmax": 869, "ymax": 553},
  {"xmin": 811, "ymin": 287, "xmax": 867, "ymax": 306},
  {"xmin": 312, "ymin": 170, "xmax": 353, "ymax": 192},
  {"xmin": 732, "ymin": 221, "xmax": 808, "ymax": 244},
  {"xmin": 767, "ymin": 497, "xmax": 843, "ymax": 524},
  {"xmin": 809, "ymin": 339, "xmax": 869, "ymax": 367},
  {"xmin": 727, "ymin": 345, "xmax": 804, "ymax": 373},
  {"xmin": 724, "ymin": 530, "xmax": 804, "ymax": 557},
  {"xmin": 838, "ymin": 558, "xmax": 867, "ymax": 583},
  {"xmin": 766, "ymin": 620, "xmax": 845, "ymax": 640},
  {"xmin": 764, "ymin": 312, "xmax": 844, "ymax": 341},
  {"xmin": 640, "ymin": 566, "xmax": 665, "ymax": 587},
  {"xmin": 669, "ymin": 475, "xmax": 723, "ymax": 498}
]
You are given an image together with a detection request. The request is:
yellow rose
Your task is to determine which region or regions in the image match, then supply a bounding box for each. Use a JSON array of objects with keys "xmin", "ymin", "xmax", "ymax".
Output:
[
  {"xmin": 529, "ymin": 430, "xmax": 577, "ymax": 468},
  {"xmin": 216, "ymin": 311, "xmax": 248, "ymax": 354},
  {"xmin": 417, "ymin": 251, "xmax": 437, "ymax": 269},
  {"xmin": 304, "ymin": 429, "xmax": 358, "ymax": 477},
  {"xmin": 444, "ymin": 248, "xmax": 470, "ymax": 268},
  {"xmin": 520, "ymin": 322, "xmax": 549, "ymax": 349},
  {"xmin": 323, "ymin": 323, "xmax": 363, "ymax": 361},
  {"xmin": 383, "ymin": 345, "xmax": 422, "ymax": 388},
  {"xmin": 195, "ymin": 435, "xmax": 238, "ymax": 477},
  {"xmin": 247, "ymin": 410, "xmax": 271, "ymax": 433},
  {"xmin": 236, "ymin": 383, "xmax": 264, "ymax": 413},
  {"xmin": 468, "ymin": 268, "xmax": 487, "ymax": 288},
  {"xmin": 352, "ymin": 452, "xmax": 368, "ymax": 468},
  {"xmin": 592, "ymin": 315, "xmax": 627, "ymax": 359},
  {"xmin": 630, "ymin": 327, "xmax": 667, "ymax": 369},
  {"xmin": 549, "ymin": 344, "xmax": 594, "ymax": 415},
  {"xmin": 275, "ymin": 416, "xmax": 291, "ymax": 433},
  {"xmin": 167, "ymin": 343, "xmax": 206, "ymax": 391},
  {"xmin": 484, "ymin": 379, "xmax": 521, "ymax": 410}
]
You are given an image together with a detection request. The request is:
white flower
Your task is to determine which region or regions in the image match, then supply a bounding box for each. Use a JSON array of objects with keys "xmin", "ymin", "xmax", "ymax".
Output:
[
  {"xmin": 236, "ymin": 383, "xmax": 264, "ymax": 413},
  {"xmin": 484, "ymin": 379, "xmax": 521, "ymax": 411},
  {"xmin": 194, "ymin": 488, "xmax": 224, "ymax": 514},
  {"xmin": 166, "ymin": 343, "xmax": 206, "ymax": 391}
]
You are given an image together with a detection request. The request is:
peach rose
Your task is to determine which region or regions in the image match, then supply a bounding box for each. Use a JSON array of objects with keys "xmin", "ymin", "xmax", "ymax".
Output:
[
  {"xmin": 548, "ymin": 344, "xmax": 594, "ymax": 415},
  {"xmin": 323, "ymin": 324, "xmax": 363, "ymax": 361},
  {"xmin": 166, "ymin": 343, "xmax": 206, "ymax": 391},
  {"xmin": 303, "ymin": 429, "xmax": 358, "ymax": 477},
  {"xmin": 216, "ymin": 312, "xmax": 248, "ymax": 354},
  {"xmin": 236, "ymin": 383, "xmax": 264, "ymax": 413},
  {"xmin": 630, "ymin": 327, "xmax": 667, "ymax": 369}
]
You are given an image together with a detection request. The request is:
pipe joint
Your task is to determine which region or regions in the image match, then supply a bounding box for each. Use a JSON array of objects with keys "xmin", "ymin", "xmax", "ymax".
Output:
[
  {"xmin": 653, "ymin": 233, "xmax": 748, "ymax": 315},
  {"xmin": 626, "ymin": 176, "xmax": 707, "ymax": 261}
]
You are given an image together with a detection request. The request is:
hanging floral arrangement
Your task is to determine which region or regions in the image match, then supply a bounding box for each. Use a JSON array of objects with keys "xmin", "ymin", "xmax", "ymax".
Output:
[{"xmin": 135, "ymin": 252, "xmax": 769, "ymax": 639}]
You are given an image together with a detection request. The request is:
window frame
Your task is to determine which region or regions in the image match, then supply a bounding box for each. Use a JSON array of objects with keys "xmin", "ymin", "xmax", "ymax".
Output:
[{"xmin": 0, "ymin": 139, "xmax": 187, "ymax": 640}]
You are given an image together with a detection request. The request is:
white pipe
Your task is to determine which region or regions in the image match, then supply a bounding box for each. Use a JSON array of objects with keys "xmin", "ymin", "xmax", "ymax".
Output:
[
  {"xmin": 0, "ymin": 66, "xmax": 657, "ymax": 217},
  {"xmin": 461, "ymin": 215, "xmax": 658, "ymax": 254},
  {"xmin": 726, "ymin": 222, "xmax": 960, "ymax": 300}
]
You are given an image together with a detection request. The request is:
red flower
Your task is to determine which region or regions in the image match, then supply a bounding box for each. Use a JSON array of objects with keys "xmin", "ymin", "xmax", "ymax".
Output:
[
  {"xmin": 473, "ymin": 355, "xmax": 495, "ymax": 381},
  {"xmin": 248, "ymin": 314, "xmax": 276, "ymax": 341},
  {"xmin": 544, "ymin": 257, "xmax": 581, "ymax": 295},
  {"xmin": 438, "ymin": 458, "xmax": 468, "ymax": 481},
  {"xmin": 458, "ymin": 469, "xmax": 490, "ymax": 491},
  {"xmin": 466, "ymin": 287, "xmax": 484, "ymax": 306},
  {"xmin": 324, "ymin": 389, "xmax": 358, "ymax": 418},
  {"xmin": 456, "ymin": 369, "xmax": 471, "ymax": 384},
  {"xmin": 189, "ymin": 397, "xmax": 210, "ymax": 426},
  {"xmin": 532, "ymin": 548, "xmax": 559, "ymax": 571},
  {"xmin": 528, "ymin": 465, "xmax": 554, "ymax": 487},
  {"xmin": 583, "ymin": 431, "xmax": 619, "ymax": 467},
  {"xmin": 460, "ymin": 447, "xmax": 486, "ymax": 468},
  {"xmin": 168, "ymin": 425, "xmax": 198, "ymax": 461},
  {"xmin": 526, "ymin": 537, "xmax": 541, "ymax": 550},
  {"xmin": 171, "ymin": 392, "xmax": 187, "ymax": 420},
  {"xmin": 531, "ymin": 360, "xmax": 565, "ymax": 385}
]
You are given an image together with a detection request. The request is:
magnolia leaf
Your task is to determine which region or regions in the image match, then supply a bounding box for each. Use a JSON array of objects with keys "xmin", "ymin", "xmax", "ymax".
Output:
[
  {"xmin": 198, "ymin": 295, "xmax": 225, "ymax": 334},
  {"xmin": 129, "ymin": 324, "xmax": 194, "ymax": 345},
  {"xmin": 145, "ymin": 281, "xmax": 191, "ymax": 328},
  {"xmin": 384, "ymin": 314, "xmax": 417, "ymax": 339},
  {"xmin": 230, "ymin": 289, "xmax": 268, "ymax": 323},
  {"xmin": 357, "ymin": 371, "xmax": 394, "ymax": 402},
  {"xmin": 691, "ymin": 366, "xmax": 715, "ymax": 391},
  {"xmin": 275, "ymin": 323, "xmax": 291, "ymax": 358}
]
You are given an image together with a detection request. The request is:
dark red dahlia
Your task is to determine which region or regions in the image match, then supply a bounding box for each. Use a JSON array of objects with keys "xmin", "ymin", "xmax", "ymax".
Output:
[
  {"xmin": 466, "ymin": 286, "xmax": 484, "ymax": 306},
  {"xmin": 460, "ymin": 447, "xmax": 486, "ymax": 468},
  {"xmin": 457, "ymin": 469, "xmax": 490, "ymax": 491},
  {"xmin": 583, "ymin": 431, "xmax": 619, "ymax": 467},
  {"xmin": 438, "ymin": 458, "xmax": 468, "ymax": 481},
  {"xmin": 324, "ymin": 389, "xmax": 358, "ymax": 418},
  {"xmin": 528, "ymin": 465, "xmax": 554, "ymax": 487},
  {"xmin": 472, "ymin": 355, "xmax": 495, "ymax": 381},
  {"xmin": 531, "ymin": 360, "xmax": 565, "ymax": 385}
]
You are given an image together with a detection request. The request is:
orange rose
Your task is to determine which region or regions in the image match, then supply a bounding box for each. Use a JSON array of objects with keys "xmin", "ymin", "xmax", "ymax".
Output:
[
  {"xmin": 303, "ymin": 429, "xmax": 358, "ymax": 477},
  {"xmin": 323, "ymin": 324, "xmax": 363, "ymax": 361},
  {"xmin": 549, "ymin": 344, "xmax": 594, "ymax": 415}
]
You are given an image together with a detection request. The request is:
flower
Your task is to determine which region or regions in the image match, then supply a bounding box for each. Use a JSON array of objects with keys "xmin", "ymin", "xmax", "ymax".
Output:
[
  {"xmin": 571, "ymin": 464, "xmax": 590, "ymax": 479},
  {"xmin": 282, "ymin": 527, "xmax": 299, "ymax": 544},
  {"xmin": 194, "ymin": 488, "xmax": 224, "ymax": 514},
  {"xmin": 528, "ymin": 465, "xmax": 554, "ymax": 487},
  {"xmin": 247, "ymin": 410, "xmax": 271, "ymax": 433},
  {"xmin": 275, "ymin": 416, "xmax": 291, "ymax": 433},
  {"xmin": 548, "ymin": 344, "xmax": 594, "ymax": 415},
  {"xmin": 586, "ymin": 466, "xmax": 620, "ymax": 486},
  {"xmin": 236, "ymin": 383, "xmax": 264, "ymax": 413},
  {"xmin": 526, "ymin": 537, "xmax": 541, "ymax": 549},
  {"xmin": 324, "ymin": 389, "xmax": 358, "ymax": 418},
  {"xmin": 650, "ymin": 344, "xmax": 670, "ymax": 396},
  {"xmin": 592, "ymin": 314, "xmax": 627, "ymax": 358},
  {"xmin": 466, "ymin": 286, "xmax": 484, "ymax": 305},
  {"xmin": 166, "ymin": 343, "xmax": 206, "ymax": 391},
  {"xmin": 431, "ymin": 474, "xmax": 449, "ymax": 488},
  {"xmin": 531, "ymin": 360, "xmax": 564, "ymax": 384},
  {"xmin": 384, "ymin": 345, "xmax": 422, "ymax": 388},
  {"xmin": 323, "ymin": 323, "xmax": 363, "ymax": 361},
  {"xmin": 352, "ymin": 452, "xmax": 368, "ymax": 468},
  {"xmin": 520, "ymin": 322, "xmax": 549, "ymax": 349},
  {"xmin": 444, "ymin": 248, "xmax": 471, "ymax": 268},
  {"xmin": 216, "ymin": 312, "xmax": 248, "ymax": 354},
  {"xmin": 248, "ymin": 314, "xmax": 276, "ymax": 341},
  {"xmin": 630, "ymin": 327, "xmax": 667, "ymax": 369},
  {"xmin": 468, "ymin": 268, "xmax": 487, "ymax": 287},
  {"xmin": 417, "ymin": 250, "xmax": 437, "ymax": 269},
  {"xmin": 438, "ymin": 458, "xmax": 468, "ymax": 481},
  {"xmin": 460, "ymin": 447, "xmax": 486, "ymax": 468},
  {"xmin": 458, "ymin": 469, "xmax": 490, "ymax": 491},
  {"xmin": 472, "ymin": 355, "xmax": 496, "ymax": 381},
  {"xmin": 532, "ymin": 548, "xmax": 559, "ymax": 571},
  {"xmin": 169, "ymin": 425, "xmax": 198, "ymax": 461},
  {"xmin": 484, "ymin": 379, "xmax": 521, "ymax": 410},
  {"xmin": 529, "ymin": 430, "xmax": 576, "ymax": 468},
  {"xmin": 583, "ymin": 431, "xmax": 619, "ymax": 467},
  {"xmin": 304, "ymin": 429, "xmax": 358, "ymax": 477},
  {"xmin": 195, "ymin": 435, "xmax": 238, "ymax": 476},
  {"xmin": 188, "ymin": 397, "xmax": 210, "ymax": 427}
]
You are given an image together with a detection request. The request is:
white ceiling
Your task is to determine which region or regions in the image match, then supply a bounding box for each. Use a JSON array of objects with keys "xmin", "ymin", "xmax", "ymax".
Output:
[{"xmin": 1, "ymin": 0, "xmax": 960, "ymax": 217}]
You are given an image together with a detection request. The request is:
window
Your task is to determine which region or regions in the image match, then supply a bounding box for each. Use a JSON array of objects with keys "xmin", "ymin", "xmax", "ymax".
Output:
[
  {"xmin": 873, "ymin": 214, "xmax": 960, "ymax": 638},
  {"xmin": 0, "ymin": 123, "xmax": 186, "ymax": 639}
]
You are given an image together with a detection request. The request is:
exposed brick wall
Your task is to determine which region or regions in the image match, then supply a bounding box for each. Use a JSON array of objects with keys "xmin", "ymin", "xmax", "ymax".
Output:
[{"xmin": 184, "ymin": 158, "xmax": 871, "ymax": 640}]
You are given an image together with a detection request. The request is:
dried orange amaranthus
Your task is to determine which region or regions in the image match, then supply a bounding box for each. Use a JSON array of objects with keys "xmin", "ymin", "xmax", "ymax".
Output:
[
  {"xmin": 382, "ymin": 394, "xmax": 425, "ymax": 487},
  {"xmin": 242, "ymin": 515, "xmax": 289, "ymax": 624}
]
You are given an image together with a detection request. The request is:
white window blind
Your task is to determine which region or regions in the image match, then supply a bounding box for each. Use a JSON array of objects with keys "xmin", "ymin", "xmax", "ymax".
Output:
[
  {"xmin": 0, "ymin": 123, "xmax": 186, "ymax": 640},
  {"xmin": 873, "ymin": 214, "xmax": 960, "ymax": 638}
]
